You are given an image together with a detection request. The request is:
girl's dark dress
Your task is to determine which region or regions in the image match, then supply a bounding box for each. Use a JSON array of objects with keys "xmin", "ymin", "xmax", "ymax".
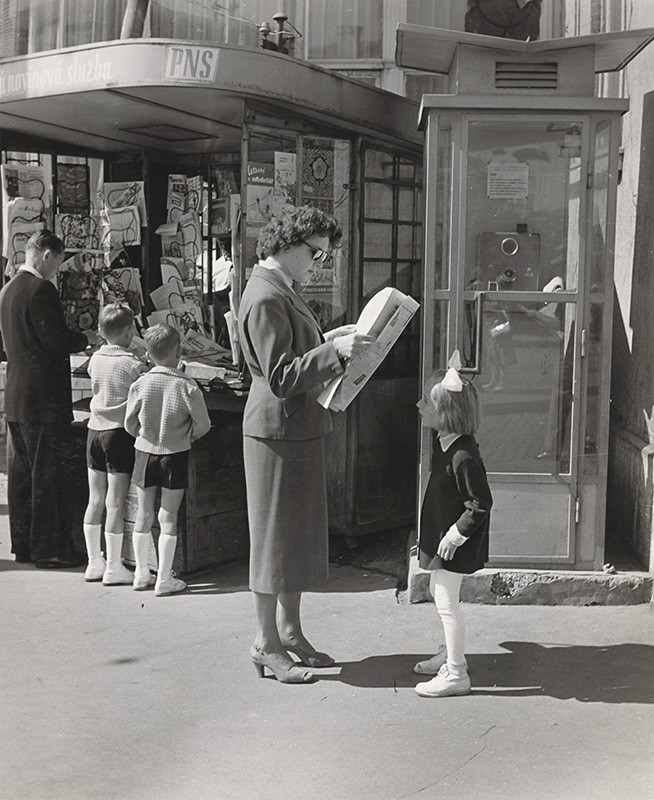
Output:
[{"xmin": 419, "ymin": 434, "xmax": 493, "ymax": 575}]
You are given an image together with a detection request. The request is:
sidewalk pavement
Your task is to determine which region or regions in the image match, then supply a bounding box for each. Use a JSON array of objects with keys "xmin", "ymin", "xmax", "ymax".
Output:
[{"xmin": 1, "ymin": 498, "xmax": 653, "ymax": 800}]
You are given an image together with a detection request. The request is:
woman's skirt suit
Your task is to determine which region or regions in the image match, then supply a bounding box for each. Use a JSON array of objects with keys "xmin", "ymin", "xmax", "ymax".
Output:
[
  {"xmin": 237, "ymin": 265, "xmax": 345, "ymax": 593},
  {"xmin": 419, "ymin": 434, "xmax": 492, "ymax": 574}
]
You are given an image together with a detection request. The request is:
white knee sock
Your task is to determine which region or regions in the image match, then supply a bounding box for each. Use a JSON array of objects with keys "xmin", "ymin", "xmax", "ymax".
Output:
[
  {"xmin": 104, "ymin": 532, "xmax": 125, "ymax": 567},
  {"xmin": 83, "ymin": 524, "xmax": 103, "ymax": 560},
  {"xmin": 132, "ymin": 531, "xmax": 151, "ymax": 574},
  {"xmin": 156, "ymin": 533, "xmax": 178, "ymax": 583},
  {"xmin": 431, "ymin": 569, "xmax": 466, "ymax": 676}
]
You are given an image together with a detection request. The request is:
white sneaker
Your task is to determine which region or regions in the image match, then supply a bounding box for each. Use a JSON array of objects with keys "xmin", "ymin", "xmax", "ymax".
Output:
[
  {"xmin": 85, "ymin": 556, "xmax": 106, "ymax": 582},
  {"xmin": 133, "ymin": 569, "xmax": 156, "ymax": 591},
  {"xmin": 155, "ymin": 574, "xmax": 187, "ymax": 597},
  {"xmin": 102, "ymin": 562, "xmax": 134, "ymax": 585},
  {"xmin": 415, "ymin": 664, "xmax": 471, "ymax": 697},
  {"xmin": 414, "ymin": 645, "xmax": 468, "ymax": 675}
]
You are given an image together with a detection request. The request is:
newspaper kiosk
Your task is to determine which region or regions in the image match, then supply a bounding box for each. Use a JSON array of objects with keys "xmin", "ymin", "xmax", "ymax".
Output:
[{"xmin": 0, "ymin": 39, "xmax": 423, "ymax": 569}]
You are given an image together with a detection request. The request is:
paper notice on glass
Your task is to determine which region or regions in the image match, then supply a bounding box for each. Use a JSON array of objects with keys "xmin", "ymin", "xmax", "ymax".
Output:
[
  {"xmin": 317, "ymin": 287, "xmax": 419, "ymax": 412},
  {"xmin": 487, "ymin": 162, "xmax": 529, "ymax": 199}
]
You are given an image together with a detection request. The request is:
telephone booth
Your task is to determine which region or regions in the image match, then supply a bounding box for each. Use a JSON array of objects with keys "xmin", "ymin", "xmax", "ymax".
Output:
[{"xmin": 396, "ymin": 25, "xmax": 654, "ymax": 569}]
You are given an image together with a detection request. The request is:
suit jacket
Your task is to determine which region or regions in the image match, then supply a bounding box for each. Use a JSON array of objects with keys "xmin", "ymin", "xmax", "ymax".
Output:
[
  {"xmin": 0, "ymin": 271, "xmax": 88, "ymax": 424},
  {"xmin": 418, "ymin": 434, "xmax": 492, "ymax": 574},
  {"xmin": 238, "ymin": 265, "xmax": 344, "ymax": 440}
]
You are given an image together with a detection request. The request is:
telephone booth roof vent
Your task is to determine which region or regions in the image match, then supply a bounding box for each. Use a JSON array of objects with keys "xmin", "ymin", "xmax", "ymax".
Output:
[{"xmin": 396, "ymin": 24, "xmax": 654, "ymax": 99}]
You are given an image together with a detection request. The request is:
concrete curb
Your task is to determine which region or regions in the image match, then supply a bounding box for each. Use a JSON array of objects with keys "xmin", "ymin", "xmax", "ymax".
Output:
[{"xmin": 407, "ymin": 555, "xmax": 653, "ymax": 605}]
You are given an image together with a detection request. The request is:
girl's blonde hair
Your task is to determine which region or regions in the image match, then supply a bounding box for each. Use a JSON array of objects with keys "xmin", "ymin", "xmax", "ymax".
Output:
[{"xmin": 429, "ymin": 370, "xmax": 481, "ymax": 435}]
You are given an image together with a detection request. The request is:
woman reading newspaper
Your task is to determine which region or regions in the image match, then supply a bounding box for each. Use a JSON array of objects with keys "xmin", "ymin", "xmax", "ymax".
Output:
[{"xmin": 238, "ymin": 205, "xmax": 372, "ymax": 684}]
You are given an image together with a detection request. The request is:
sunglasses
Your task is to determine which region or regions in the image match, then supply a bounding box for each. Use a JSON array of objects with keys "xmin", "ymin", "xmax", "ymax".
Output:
[{"xmin": 302, "ymin": 240, "xmax": 330, "ymax": 264}]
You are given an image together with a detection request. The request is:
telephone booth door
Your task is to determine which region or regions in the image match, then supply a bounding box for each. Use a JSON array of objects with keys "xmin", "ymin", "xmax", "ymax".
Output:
[{"xmin": 420, "ymin": 109, "xmax": 622, "ymax": 569}]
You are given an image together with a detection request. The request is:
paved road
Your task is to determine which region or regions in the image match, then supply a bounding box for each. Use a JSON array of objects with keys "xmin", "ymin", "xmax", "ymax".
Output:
[{"xmin": 1, "ymin": 511, "xmax": 653, "ymax": 800}]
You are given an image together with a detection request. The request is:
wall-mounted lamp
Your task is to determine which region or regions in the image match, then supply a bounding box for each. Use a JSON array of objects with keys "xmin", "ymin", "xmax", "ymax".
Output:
[{"xmin": 259, "ymin": 12, "xmax": 302, "ymax": 56}]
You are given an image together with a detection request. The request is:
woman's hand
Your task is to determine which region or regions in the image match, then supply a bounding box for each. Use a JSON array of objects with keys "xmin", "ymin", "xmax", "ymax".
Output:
[
  {"xmin": 323, "ymin": 324, "xmax": 357, "ymax": 342},
  {"xmin": 332, "ymin": 332, "xmax": 374, "ymax": 360}
]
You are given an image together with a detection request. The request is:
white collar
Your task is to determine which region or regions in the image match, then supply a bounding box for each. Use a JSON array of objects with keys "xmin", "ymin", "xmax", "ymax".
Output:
[
  {"xmin": 18, "ymin": 264, "xmax": 43, "ymax": 280},
  {"xmin": 258, "ymin": 259, "xmax": 293, "ymax": 289},
  {"xmin": 439, "ymin": 432, "xmax": 464, "ymax": 452}
]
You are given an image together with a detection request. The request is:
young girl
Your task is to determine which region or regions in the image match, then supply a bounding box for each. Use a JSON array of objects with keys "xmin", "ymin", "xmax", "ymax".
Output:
[{"xmin": 414, "ymin": 351, "xmax": 492, "ymax": 698}]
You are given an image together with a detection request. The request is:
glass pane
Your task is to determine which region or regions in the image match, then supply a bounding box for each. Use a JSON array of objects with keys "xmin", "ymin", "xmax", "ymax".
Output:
[
  {"xmin": 432, "ymin": 119, "xmax": 452, "ymax": 290},
  {"xmin": 364, "ymin": 222, "xmax": 392, "ymax": 259},
  {"xmin": 398, "ymin": 186, "xmax": 417, "ymax": 220},
  {"xmin": 298, "ymin": 139, "xmax": 351, "ymax": 331},
  {"xmin": 465, "ymin": 120, "xmax": 583, "ymax": 292},
  {"xmin": 590, "ymin": 120, "xmax": 611, "ymax": 292},
  {"xmin": 407, "ymin": 0, "xmax": 464, "ymax": 29},
  {"xmin": 362, "ymin": 261, "xmax": 391, "ymax": 301},
  {"xmin": 396, "ymin": 260, "xmax": 420, "ymax": 299},
  {"xmin": 364, "ymin": 182, "xmax": 393, "ymax": 219},
  {"xmin": 424, "ymin": 299, "xmax": 448, "ymax": 377},
  {"xmin": 477, "ymin": 300, "xmax": 575, "ymax": 475},
  {"xmin": 397, "ymin": 223, "xmax": 418, "ymax": 260},
  {"xmin": 364, "ymin": 149, "xmax": 393, "ymax": 180},
  {"xmin": 150, "ymin": 0, "xmax": 302, "ymax": 46},
  {"xmin": 583, "ymin": 303, "xmax": 603, "ymax": 476},
  {"xmin": 307, "ymin": 0, "xmax": 382, "ymax": 59}
]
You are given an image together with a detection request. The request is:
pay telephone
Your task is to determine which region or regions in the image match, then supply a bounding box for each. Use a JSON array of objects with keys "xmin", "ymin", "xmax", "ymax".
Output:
[{"xmin": 477, "ymin": 230, "xmax": 540, "ymax": 290}]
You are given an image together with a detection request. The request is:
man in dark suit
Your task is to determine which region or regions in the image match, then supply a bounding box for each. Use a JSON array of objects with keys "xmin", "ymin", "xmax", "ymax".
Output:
[{"xmin": 0, "ymin": 230, "xmax": 97, "ymax": 567}]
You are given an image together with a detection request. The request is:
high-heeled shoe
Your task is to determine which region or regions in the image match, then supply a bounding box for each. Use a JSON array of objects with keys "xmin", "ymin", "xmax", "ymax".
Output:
[
  {"xmin": 281, "ymin": 640, "xmax": 335, "ymax": 668},
  {"xmin": 250, "ymin": 645, "xmax": 315, "ymax": 683}
]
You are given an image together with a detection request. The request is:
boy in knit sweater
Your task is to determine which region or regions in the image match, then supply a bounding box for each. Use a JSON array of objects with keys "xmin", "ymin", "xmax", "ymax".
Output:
[
  {"xmin": 84, "ymin": 304, "xmax": 147, "ymax": 584},
  {"xmin": 125, "ymin": 323, "xmax": 211, "ymax": 596}
]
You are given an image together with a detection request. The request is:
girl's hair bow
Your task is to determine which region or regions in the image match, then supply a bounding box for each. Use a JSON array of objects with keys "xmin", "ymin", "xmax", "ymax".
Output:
[{"xmin": 441, "ymin": 349, "xmax": 464, "ymax": 392}]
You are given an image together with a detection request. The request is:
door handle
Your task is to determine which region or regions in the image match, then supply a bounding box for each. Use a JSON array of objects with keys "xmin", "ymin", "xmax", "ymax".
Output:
[{"xmin": 461, "ymin": 291, "xmax": 485, "ymax": 375}]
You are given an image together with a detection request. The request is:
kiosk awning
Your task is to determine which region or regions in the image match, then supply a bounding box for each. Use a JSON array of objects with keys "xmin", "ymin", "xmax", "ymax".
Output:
[{"xmin": 0, "ymin": 40, "xmax": 421, "ymax": 154}]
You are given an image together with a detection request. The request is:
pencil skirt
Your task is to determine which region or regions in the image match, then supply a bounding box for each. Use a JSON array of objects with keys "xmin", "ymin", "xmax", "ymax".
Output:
[{"xmin": 243, "ymin": 435, "xmax": 329, "ymax": 594}]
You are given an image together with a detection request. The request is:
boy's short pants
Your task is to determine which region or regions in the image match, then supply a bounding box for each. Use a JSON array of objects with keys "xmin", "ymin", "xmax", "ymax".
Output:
[
  {"xmin": 132, "ymin": 449, "xmax": 189, "ymax": 490},
  {"xmin": 86, "ymin": 428, "xmax": 136, "ymax": 474}
]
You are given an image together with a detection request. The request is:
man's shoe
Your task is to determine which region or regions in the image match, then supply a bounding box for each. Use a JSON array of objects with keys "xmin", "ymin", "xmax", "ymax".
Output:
[
  {"xmin": 154, "ymin": 574, "xmax": 187, "ymax": 597},
  {"xmin": 102, "ymin": 562, "xmax": 134, "ymax": 585},
  {"xmin": 14, "ymin": 552, "xmax": 33, "ymax": 564},
  {"xmin": 36, "ymin": 555, "xmax": 84, "ymax": 570},
  {"xmin": 414, "ymin": 664, "xmax": 471, "ymax": 697},
  {"xmin": 85, "ymin": 556, "xmax": 107, "ymax": 581}
]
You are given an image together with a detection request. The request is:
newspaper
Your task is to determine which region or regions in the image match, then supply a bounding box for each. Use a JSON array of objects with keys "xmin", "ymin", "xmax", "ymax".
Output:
[{"xmin": 317, "ymin": 287, "xmax": 419, "ymax": 412}]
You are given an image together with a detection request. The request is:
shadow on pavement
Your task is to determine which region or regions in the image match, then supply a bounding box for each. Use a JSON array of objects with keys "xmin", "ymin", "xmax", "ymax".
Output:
[{"xmin": 318, "ymin": 642, "xmax": 654, "ymax": 703}]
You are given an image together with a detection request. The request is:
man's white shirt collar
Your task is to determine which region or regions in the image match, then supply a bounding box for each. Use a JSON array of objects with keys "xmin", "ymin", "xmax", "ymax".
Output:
[{"xmin": 18, "ymin": 264, "xmax": 42, "ymax": 279}]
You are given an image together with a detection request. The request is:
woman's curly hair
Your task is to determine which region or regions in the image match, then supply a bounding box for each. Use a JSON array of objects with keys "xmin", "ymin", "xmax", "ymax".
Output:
[{"xmin": 257, "ymin": 205, "xmax": 342, "ymax": 258}]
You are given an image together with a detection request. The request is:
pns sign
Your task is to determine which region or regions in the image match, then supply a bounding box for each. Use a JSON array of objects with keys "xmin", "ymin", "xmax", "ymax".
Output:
[{"xmin": 165, "ymin": 46, "xmax": 219, "ymax": 82}]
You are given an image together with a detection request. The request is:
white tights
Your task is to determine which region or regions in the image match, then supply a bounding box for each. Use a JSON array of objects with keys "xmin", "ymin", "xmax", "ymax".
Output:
[{"xmin": 430, "ymin": 569, "xmax": 466, "ymax": 675}]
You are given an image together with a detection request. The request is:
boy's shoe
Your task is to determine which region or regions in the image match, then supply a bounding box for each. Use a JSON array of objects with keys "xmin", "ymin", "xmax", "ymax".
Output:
[
  {"xmin": 154, "ymin": 574, "xmax": 187, "ymax": 597},
  {"xmin": 85, "ymin": 556, "xmax": 107, "ymax": 582},
  {"xmin": 102, "ymin": 562, "xmax": 134, "ymax": 586},
  {"xmin": 133, "ymin": 569, "xmax": 156, "ymax": 591},
  {"xmin": 414, "ymin": 645, "xmax": 468, "ymax": 675},
  {"xmin": 414, "ymin": 664, "xmax": 471, "ymax": 698}
]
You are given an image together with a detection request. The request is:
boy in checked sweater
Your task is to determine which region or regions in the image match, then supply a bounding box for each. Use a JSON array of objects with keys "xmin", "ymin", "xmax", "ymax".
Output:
[
  {"xmin": 84, "ymin": 303, "xmax": 147, "ymax": 584},
  {"xmin": 125, "ymin": 324, "xmax": 211, "ymax": 596}
]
